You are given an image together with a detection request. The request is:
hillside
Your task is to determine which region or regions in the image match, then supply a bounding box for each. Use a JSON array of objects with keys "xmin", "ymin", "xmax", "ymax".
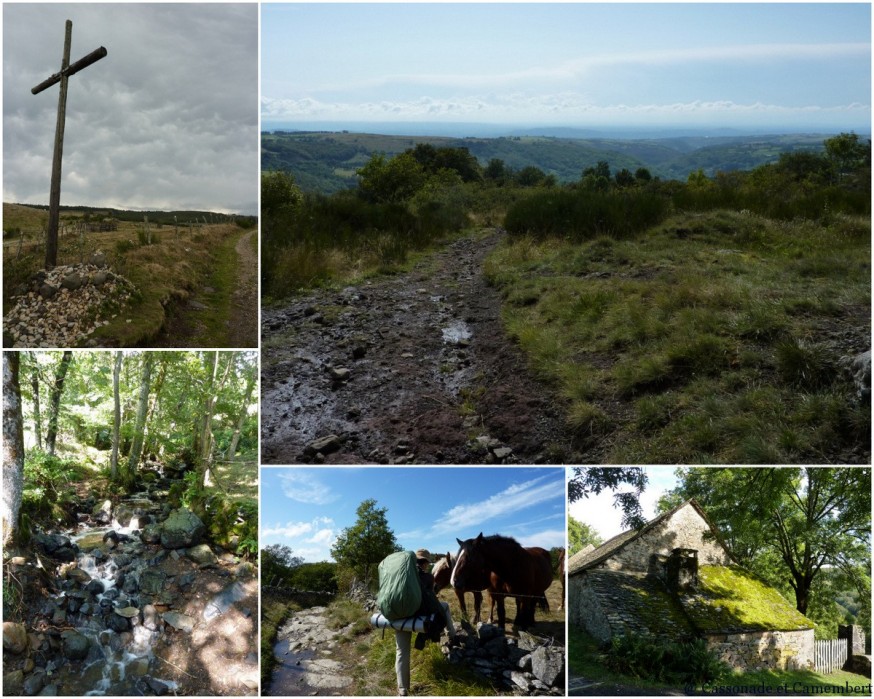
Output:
[{"xmin": 261, "ymin": 130, "xmax": 837, "ymax": 194}]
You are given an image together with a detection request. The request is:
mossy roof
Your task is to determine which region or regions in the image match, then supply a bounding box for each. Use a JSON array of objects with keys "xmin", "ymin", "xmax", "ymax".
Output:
[{"xmin": 680, "ymin": 565, "xmax": 814, "ymax": 633}]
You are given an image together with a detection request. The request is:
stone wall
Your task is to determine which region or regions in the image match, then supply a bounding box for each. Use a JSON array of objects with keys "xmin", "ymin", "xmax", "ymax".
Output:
[
  {"xmin": 568, "ymin": 575, "xmax": 613, "ymax": 644},
  {"xmin": 705, "ymin": 628, "xmax": 814, "ymax": 671},
  {"xmin": 596, "ymin": 505, "xmax": 731, "ymax": 574}
]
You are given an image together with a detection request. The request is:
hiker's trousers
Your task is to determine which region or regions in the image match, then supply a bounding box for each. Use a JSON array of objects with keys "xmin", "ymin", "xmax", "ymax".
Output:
[{"xmin": 394, "ymin": 629, "xmax": 412, "ymax": 693}]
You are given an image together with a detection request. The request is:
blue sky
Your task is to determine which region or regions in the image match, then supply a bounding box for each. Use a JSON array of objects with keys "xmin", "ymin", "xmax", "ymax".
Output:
[
  {"xmin": 261, "ymin": 3, "xmax": 870, "ymax": 132},
  {"xmin": 567, "ymin": 466, "xmax": 681, "ymax": 541},
  {"xmin": 260, "ymin": 467, "xmax": 566, "ymax": 562}
]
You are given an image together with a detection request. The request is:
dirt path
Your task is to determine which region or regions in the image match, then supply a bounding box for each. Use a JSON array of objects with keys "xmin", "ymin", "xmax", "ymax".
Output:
[
  {"xmin": 228, "ymin": 228, "xmax": 258, "ymax": 347},
  {"xmin": 150, "ymin": 228, "xmax": 257, "ymax": 348},
  {"xmin": 261, "ymin": 231, "xmax": 579, "ymax": 464}
]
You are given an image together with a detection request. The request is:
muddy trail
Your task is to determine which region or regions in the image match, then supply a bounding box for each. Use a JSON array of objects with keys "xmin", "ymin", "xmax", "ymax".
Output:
[
  {"xmin": 261, "ymin": 231, "xmax": 580, "ymax": 465},
  {"xmin": 2, "ymin": 466, "xmax": 259, "ymax": 696}
]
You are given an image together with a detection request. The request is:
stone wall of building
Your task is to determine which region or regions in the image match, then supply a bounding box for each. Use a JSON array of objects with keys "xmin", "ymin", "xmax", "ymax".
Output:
[
  {"xmin": 596, "ymin": 505, "xmax": 732, "ymax": 574},
  {"xmin": 705, "ymin": 628, "xmax": 814, "ymax": 671},
  {"xmin": 568, "ymin": 574, "xmax": 613, "ymax": 644}
]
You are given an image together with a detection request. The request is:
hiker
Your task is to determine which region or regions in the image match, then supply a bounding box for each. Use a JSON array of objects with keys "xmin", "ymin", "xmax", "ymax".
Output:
[{"xmin": 394, "ymin": 548, "xmax": 456, "ymax": 696}]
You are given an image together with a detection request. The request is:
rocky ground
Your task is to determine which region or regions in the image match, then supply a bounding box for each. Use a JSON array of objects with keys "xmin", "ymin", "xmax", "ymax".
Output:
[
  {"xmin": 4, "ymin": 254, "xmax": 136, "ymax": 348},
  {"xmin": 2, "ymin": 468, "xmax": 258, "ymax": 696},
  {"xmin": 262, "ymin": 231, "xmax": 579, "ymax": 464},
  {"xmin": 268, "ymin": 585, "xmax": 565, "ymax": 696},
  {"xmin": 268, "ymin": 605, "xmax": 355, "ymax": 696}
]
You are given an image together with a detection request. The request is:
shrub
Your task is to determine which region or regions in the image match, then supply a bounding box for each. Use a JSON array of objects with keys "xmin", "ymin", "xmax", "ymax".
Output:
[
  {"xmin": 504, "ymin": 188, "xmax": 669, "ymax": 241},
  {"xmin": 605, "ymin": 635, "xmax": 729, "ymax": 685}
]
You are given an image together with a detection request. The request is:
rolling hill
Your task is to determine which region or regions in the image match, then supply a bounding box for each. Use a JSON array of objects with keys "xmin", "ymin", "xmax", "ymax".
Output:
[{"xmin": 261, "ymin": 130, "xmax": 842, "ymax": 194}]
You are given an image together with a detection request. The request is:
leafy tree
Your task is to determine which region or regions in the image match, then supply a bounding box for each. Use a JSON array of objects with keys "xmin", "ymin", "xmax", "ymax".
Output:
[
  {"xmin": 45, "ymin": 351, "xmax": 73, "ymax": 456},
  {"xmin": 262, "ymin": 170, "xmax": 303, "ymax": 215},
  {"xmin": 614, "ymin": 168, "xmax": 635, "ymax": 188},
  {"xmin": 3, "ymin": 352, "xmax": 24, "ymax": 546},
  {"xmin": 635, "ymin": 168, "xmax": 653, "ymax": 183},
  {"xmin": 568, "ymin": 515, "xmax": 604, "ymax": 556},
  {"xmin": 330, "ymin": 498, "xmax": 400, "ymax": 587},
  {"xmin": 263, "ymin": 543, "xmax": 303, "ymax": 570},
  {"xmin": 568, "ymin": 467, "xmax": 648, "ymax": 529},
  {"xmin": 484, "ymin": 158, "xmax": 510, "ymax": 185},
  {"xmin": 356, "ymin": 152, "xmax": 425, "ymax": 204},
  {"xmin": 824, "ymin": 132, "xmax": 870, "ymax": 182},
  {"xmin": 666, "ymin": 467, "xmax": 871, "ymax": 616}
]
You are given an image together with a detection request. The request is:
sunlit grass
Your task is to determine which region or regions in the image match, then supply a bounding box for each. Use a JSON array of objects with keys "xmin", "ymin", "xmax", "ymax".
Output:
[{"xmin": 485, "ymin": 210, "xmax": 870, "ymax": 463}]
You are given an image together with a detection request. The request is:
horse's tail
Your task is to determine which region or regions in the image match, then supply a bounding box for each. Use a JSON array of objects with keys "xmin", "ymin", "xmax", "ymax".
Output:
[{"xmin": 536, "ymin": 594, "xmax": 550, "ymax": 613}]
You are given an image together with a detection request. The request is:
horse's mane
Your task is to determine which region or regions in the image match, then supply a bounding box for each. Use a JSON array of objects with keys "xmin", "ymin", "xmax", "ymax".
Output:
[{"xmin": 479, "ymin": 534, "xmax": 524, "ymax": 551}]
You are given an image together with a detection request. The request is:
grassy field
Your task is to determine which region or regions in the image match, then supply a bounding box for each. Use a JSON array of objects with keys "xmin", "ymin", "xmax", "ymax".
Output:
[
  {"xmin": 3, "ymin": 203, "xmax": 251, "ymax": 346},
  {"xmin": 484, "ymin": 209, "xmax": 870, "ymax": 464}
]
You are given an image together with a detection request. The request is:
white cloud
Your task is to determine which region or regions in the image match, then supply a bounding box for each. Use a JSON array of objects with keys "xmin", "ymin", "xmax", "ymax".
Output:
[
  {"xmin": 262, "ymin": 517, "xmax": 338, "ymax": 563},
  {"xmin": 278, "ymin": 472, "xmax": 338, "ymax": 505},
  {"xmin": 261, "ymin": 94, "xmax": 870, "ymax": 125}
]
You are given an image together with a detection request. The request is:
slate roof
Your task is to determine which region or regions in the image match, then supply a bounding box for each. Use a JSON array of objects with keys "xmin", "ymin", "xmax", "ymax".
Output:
[{"xmin": 568, "ymin": 499, "xmax": 731, "ymax": 576}]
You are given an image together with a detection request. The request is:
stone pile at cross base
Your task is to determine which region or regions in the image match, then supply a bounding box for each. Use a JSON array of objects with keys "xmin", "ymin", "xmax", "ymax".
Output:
[{"xmin": 5, "ymin": 254, "xmax": 135, "ymax": 347}]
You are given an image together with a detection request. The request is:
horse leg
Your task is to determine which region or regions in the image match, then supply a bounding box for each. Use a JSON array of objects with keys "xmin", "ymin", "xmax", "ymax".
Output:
[
  {"xmin": 473, "ymin": 590, "xmax": 482, "ymax": 624},
  {"xmin": 496, "ymin": 595, "xmax": 506, "ymax": 630},
  {"xmin": 456, "ymin": 589, "xmax": 467, "ymax": 621}
]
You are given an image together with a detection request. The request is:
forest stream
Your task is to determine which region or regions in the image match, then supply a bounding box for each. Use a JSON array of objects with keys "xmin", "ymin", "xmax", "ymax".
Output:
[{"xmin": 3, "ymin": 462, "xmax": 259, "ymax": 696}]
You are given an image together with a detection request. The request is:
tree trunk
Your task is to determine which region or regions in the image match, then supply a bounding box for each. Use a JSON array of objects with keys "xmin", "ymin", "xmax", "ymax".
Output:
[
  {"xmin": 3, "ymin": 353, "xmax": 25, "ymax": 546},
  {"xmin": 225, "ymin": 368, "xmax": 256, "ymax": 461},
  {"xmin": 111, "ymin": 351, "xmax": 122, "ymax": 480},
  {"xmin": 126, "ymin": 353, "xmax": 154, "ymax": 485},
  {"xmin": 45, "ymin": 350, "xmax": 73, "ymax": 456},
  {"xmin": 29, "ymin": 353, "xmax": 42, "ymax": 451},
  {"xmin": 198, "ymin": 352, "xmax": 219, "ymax": 489},
  {"xmin": 141, "ymin": 357, "xmax": 167, "ymax": 460}
]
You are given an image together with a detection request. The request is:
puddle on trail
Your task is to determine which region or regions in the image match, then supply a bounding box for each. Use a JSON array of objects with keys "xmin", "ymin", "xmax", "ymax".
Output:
[
  {"xmin": 441, "ymin": 320, "xmax": 471, "ymax": 346},
  {"xmin": 268, "ymin": 643, "xmax": 316, "ymax": 696}
]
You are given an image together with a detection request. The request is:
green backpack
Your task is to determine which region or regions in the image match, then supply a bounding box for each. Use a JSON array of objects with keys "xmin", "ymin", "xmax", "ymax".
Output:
[{"xmin": 377, "ymin": 551, "xmax": 422, "ymax": 621}]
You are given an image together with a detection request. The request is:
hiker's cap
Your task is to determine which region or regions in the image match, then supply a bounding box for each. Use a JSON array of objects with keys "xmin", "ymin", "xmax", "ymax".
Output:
[{"xmin": 415, "ymin": 549, "xmax": 431, "ymax": 563}]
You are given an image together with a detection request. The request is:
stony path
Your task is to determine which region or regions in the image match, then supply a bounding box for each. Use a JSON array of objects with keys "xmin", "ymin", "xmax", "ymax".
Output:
[
  {"xmin": 261, "ymin": 231, "xmax": 578, "ymax": 465},
  {"xmin": 267, "ymin": 606, "xmax": 354, "ymax": 696}
]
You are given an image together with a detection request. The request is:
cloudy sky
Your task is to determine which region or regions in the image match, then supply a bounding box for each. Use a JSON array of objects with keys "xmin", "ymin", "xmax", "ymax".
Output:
[
  {"xmin": 262, "ymin": 3, "xmax": 870, "ymax": 133},
  {"xmin": 568, "ymin": 467, "xmax": 681, "ymax": 541},
  {"xmin": 261, "ymin": 467, "xmax": 566, "ymax": 563},
  {"xmin": 4, "ymin": 4, "xmax": 258, "ymax": 214}
]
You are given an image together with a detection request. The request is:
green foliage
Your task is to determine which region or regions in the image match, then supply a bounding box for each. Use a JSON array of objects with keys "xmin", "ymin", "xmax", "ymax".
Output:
[
  {"xmin": 605, "ymin": 635, "xmax": 730, "ymax": 685},
  {"xmin": 330, "ymin": 498, "xmax": 401, "ymax": 588},
  {"xmin": 568, "ymin": 515, "xmax": 604, "ymax": 556},
  {"xmin": 261, "ymin": 170, "xmax": 303, "ymax": 215},
  {"xmin": 505, "ymin": 188, "xmax": 669, "ymax": 241},
  {"xmin": 115, "ymin": 239, "xmax": 137, "ymax": 254},
  {"xmin": 289, "ymin": 562, "xmax": 338, "ymax": 594}
]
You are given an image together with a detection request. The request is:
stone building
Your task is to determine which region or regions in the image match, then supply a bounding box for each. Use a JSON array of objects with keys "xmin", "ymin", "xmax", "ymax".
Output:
[{"xmin": 568, "ymin": 499, "xmax": 815, "ymax": 671}]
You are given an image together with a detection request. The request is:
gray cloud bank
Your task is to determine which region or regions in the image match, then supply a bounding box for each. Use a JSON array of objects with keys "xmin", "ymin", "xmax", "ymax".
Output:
[{"xmin": 4, "ymin": 4, "xmax": 258, "ymax": 214}]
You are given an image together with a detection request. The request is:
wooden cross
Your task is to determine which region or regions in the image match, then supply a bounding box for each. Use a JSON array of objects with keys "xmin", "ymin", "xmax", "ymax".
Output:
[{"xmin": 31, "ymin": 20, "xmax": 107, "ymax": 270}]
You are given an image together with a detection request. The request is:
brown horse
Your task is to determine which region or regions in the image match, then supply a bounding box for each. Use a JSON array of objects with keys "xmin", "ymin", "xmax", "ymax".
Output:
[
  {"xmin": 557, "ymin": 547, "xmax": 566, "ymax": 611},
  {"xmin": 452, "ymin": 533, "xmax": 552, "ymax": 630},
  {"xmin": 432, "ymin": 553, "xmax": 484, "ymax": 622}
]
